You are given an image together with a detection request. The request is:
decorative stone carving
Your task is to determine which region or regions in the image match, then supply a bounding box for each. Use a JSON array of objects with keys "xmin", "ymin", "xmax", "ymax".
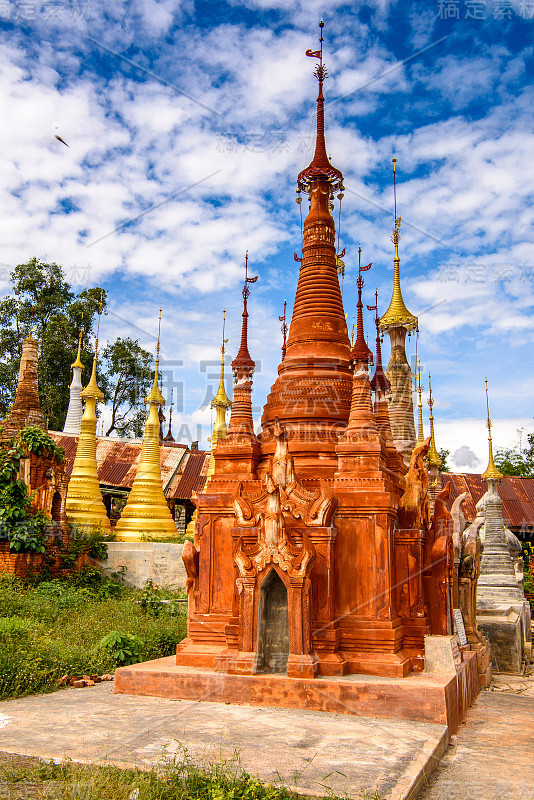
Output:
[
  {"xmin": 398, "ymin": 438, "xmax": 431, "ymax": 531},
  {"xmin": 451, "ymin": 492, "xmax": 492, "ymax": 687}
]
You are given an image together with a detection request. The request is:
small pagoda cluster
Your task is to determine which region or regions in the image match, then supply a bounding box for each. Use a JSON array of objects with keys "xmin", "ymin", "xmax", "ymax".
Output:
[
  {"xmin": 64, "ymin": 305, "xmax": 176, "ymax": 540},
  {"xmin": 177, "ymin": 26, "xmax": 456, "ymax": 680}
]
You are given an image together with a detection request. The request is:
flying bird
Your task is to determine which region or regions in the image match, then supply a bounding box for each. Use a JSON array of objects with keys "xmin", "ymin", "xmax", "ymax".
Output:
[{"xmin": 55, "ymin": 134, "xmax": 69, "ymax": 147}]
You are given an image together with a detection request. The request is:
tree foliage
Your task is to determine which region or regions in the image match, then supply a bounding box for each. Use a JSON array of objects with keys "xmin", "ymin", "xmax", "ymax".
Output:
[
  {"xmin": 0, "ymin": 426, "xmax": 63, "ymax": 546},
  {"xmin": 0, "ymin": 259, "xmax": 153, "ymax": 436},
  {"xmin": 102, "ymin": 337, "xmax": 152, "ymax": 437},
  {"xmin": 494, "ymin": 431, "xmax": 534, "ymax": 478},
  {"xmin": 438, "ymin": 448, "xmax": 450, "ymax": 472},
  {"xmin": 0, "ymin": 259, "xmax": 106, "ymax": 430}
]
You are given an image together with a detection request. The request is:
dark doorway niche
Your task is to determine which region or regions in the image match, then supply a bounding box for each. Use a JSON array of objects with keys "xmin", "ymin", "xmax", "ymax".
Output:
[
  {"xmin": 51, "ymin": 491, "xmax": 62, "ymax": 523},
  {"xmin": 256, "ymin": 569, "xmax": 289, "ymax": 674}
]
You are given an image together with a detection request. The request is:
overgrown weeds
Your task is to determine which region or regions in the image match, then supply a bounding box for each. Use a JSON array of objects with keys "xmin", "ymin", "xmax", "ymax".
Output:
[
  {"xmin": 0, "ymin": 572, "xmax": 186, "ymax": 700},
  {"xmin": 0, "ymin": 749, "xmax": 330, "ymax": 800}
]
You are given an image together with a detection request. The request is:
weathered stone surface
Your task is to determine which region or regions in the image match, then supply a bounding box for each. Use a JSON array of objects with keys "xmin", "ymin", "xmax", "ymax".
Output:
[
  {"xmin": 97, "ymin": 542, "xmax": 186, "ymax": 589},
  {"xmin": 477, "ymin": 608, "xmax": 524, "ymax": 674},
  {"xmin": 419, "ymin": 687, "xmax": 534, "ymax": 800},
  {"xmin": 424, "ymin": 636, "xmax": 462, "ymax": 675},
  {"xmin": 476, "ymin": 479, "xmax": 531, "ymax": 673}
]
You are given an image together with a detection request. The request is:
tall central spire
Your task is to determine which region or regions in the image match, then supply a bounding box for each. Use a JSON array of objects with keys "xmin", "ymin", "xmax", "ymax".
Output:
[
  {"xmin": 260, "ymin": 22, "xmax": 352, "ymax": 476},
  {"xmin": 481, "ymin": 378, "xmax": 503, "ymax": 482},
  {"xmin": 297, "ymin": 21, "xmax": 343, "ymax": 193}
]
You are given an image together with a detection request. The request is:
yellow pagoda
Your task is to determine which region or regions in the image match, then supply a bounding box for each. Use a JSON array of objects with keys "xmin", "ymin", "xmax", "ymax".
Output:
[
  {"xmin": 379, "ymin": 158, "xmax": 418, "ymax": 463},
  {"xmin": 114, "ymin": 311, "xmax": 176, "ymax": 542},
  {"xmin": 207, "ymin": 310, "xmax": 232, "ymax": 478},
  {"xmin": 65, "ymin": 310, "xmax": 110, "ymax": 534}
]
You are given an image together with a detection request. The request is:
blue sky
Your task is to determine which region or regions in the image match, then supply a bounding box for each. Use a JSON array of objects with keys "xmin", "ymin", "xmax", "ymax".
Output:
[{"xmin": 0, "ymin": 0, "xmax": 533, "ymax": 470}]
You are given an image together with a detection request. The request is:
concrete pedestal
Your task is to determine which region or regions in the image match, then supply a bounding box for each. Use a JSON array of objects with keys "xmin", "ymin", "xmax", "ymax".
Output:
[
  {"xmin": 97, "ymin": 541, "xmax": 186, "ymax": 589},
  {"xmin": 477, "ymin": 606, "xmax": 526, "ymax": 674}
]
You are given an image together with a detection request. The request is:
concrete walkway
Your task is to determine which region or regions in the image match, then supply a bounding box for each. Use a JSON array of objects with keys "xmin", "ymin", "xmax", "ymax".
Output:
[
  {"xmin": 0, "ymin": 682, "xmax": 448, "ymax": 800},
  {"xmin": 418, "ymin": 680, "xmax": 534, "ymax": 800},
  {"xmin": 0, "ymin": 676, "xmax": 533, "ymax": 800}
]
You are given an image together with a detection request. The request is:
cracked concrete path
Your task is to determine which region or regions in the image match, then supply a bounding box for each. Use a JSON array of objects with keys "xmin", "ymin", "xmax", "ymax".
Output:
[
  {"xmin": 418, "ymin": 685, "xmax": 534, "ymax": 800},
  {"xmin": 0, "ymin": 682, "xmax": 448, "ymax": 800}
]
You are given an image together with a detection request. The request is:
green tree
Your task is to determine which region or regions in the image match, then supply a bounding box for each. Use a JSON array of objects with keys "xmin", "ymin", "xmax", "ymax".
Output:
[
  {"xmin": 438, "ymin": 448, "xmax": 450, "ymax": 472},
  {"xmin": 102, "ymin": 337, "xmax": 153, "ymax": 437},
  {"xmin": 494, "ymin": 431, "xmax": 534, "ymax": 478},
  {"xmin": 0, "ymin": 259, "xmax": 106, "ymax": 430}
]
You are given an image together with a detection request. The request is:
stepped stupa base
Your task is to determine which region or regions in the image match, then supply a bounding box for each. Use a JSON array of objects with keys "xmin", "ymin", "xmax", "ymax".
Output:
[
  {"xmin": 115, "ymin": 651, "xmax": 478, "ymax": 735},
  {"xmin": 477, "ymin": 600, "xmax": 532, "ymax": 674}
]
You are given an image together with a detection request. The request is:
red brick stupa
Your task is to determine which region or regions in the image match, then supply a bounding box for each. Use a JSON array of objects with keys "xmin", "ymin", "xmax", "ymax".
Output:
[{"xmin": 116, "ymin": 25, "xmax": 478, "ymax": 728}]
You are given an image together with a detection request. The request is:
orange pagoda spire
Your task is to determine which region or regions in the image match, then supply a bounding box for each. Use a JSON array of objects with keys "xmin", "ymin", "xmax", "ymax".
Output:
[
  {"xmin": 211, "ymin": 254, "xmax": 261, "ymax": 481},
  {"xmin": 369, "ymin": 291, "xmax": 389, "ymax": 395},
  {"xmin": 260, "ymin": 22, "xmax": 352, "ymax": 476},
  {"xmin": 342, "ymin": 262, "xmax": 375, "ymax": 434},
  {"xmin": 231, "ymin": 252, "xmax": 256, "ymax": 378}
]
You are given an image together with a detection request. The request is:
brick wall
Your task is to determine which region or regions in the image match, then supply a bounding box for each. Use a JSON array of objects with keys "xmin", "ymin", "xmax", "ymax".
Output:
[{"xmin": 0, "ymin": 542, "xmax": 42, "ymax": 577}]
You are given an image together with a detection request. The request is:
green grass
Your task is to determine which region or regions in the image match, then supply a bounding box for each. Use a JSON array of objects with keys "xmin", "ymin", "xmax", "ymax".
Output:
[
  {"xmin": 0, "ymin": 750, "xmax": 369, "ymax": 800},
  {"xmin": 0, "ymin": 572, "xmax": 187, "ymax": 700}
]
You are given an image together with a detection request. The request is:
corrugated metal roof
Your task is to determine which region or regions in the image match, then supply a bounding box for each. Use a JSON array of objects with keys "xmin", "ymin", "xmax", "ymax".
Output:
[
  {"xmin": 167, "ymin": 450, "xmax": 210, "ymax": 500},
  {"xmin": 48, "ymin": 431, "xmax": 534, "ymax": 522},
  {"xmin": 442, "ymin": 472, "xmax": 534, "ymax": 530},
  {"xmin": 49, "ymin": 432, "xmax": 187, "ymax": 494}
]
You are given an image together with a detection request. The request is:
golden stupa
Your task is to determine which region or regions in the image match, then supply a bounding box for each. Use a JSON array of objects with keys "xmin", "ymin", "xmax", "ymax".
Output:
[
  {"xmin": 427, "ymin": 372, "xmax": 442, "ymax": 468},
  {"xmin": 185, "ymin": 312, "xmax": 232, "ymax": 537},
  {"xmin": 65, "ymin": 306, "xmax": 111, "ymax": 533},
  {"xmin": 207, "ymin": 310, "xmax": 232, "ymax": 478},
  {"xmin": 481, "ymin": 378, "xmax": 503, "ymax": 482},
  {"xmin": 379, "ymin": 159, "xmax": 418, "ymax": 334},
  {"xmin": 114, "ymin": 311, "xmax": 176, "ymax": 542}
]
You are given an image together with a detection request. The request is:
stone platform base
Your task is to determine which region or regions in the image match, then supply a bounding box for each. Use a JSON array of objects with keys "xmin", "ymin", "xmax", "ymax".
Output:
[
  {"xmin": 477, "ymin": 608, "xmax": 526, "ymax": 674},
  {"xmin": 115, "ymin": 651, "xmax": 479, "ymax": 735},
  {"xmin": 97, "ymin": 541, "xmax": 186, "ymax": 589}
]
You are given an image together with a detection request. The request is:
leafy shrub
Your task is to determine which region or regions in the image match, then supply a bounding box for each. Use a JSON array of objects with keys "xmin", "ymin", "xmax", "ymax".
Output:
[
  {"xmin": 97, "ymin": 631, "xmax": 144, "ymax": 666},
  {"xmin": 8, "ymin": 519, "xmax": 47, "ymax": 553},
  {"xmin": 139, "ymin": 579, "xmax": 162, "ymax": 616},
  {"xmin": 0, "ymin": 578, "xmax": 186, "ymax": 699},
  {"xmin": 18, "ymin": 426, "xmax": 65, "ymax": 463}
]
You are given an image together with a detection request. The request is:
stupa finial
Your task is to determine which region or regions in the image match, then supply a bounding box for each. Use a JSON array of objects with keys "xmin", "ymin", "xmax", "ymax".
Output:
[
  {"xmin": 71, "ymin": 312, "xmax": 84, "ymax": 371},
  {"xmin": 482, "ymin": 377, "xmax": 503, "ymax": 482},
  {"xmin": 279, "ymin": 298, "xmax": 288, "ymax": 361},
  {"xmin": 164, "ymin": 388, "xmax": 175, "ymax": 442},
  {"xmin": 369, "ymin": 290, "xmax": 389, "ymax": 393},
  {"xmin": 427, "ymin": 372, "xmax": 442, "ymax": 468},
  {"xmin": 379, "ymin": 159, "xmax": 418, "ymax": 333},
  {"xmin": 146, "ymin": 309, "xmax": 165, "ymax": 407},
  {"xmin": 82, "ymin": 291, "xmax": 104, "ymax": 401},
  {"xmin": 350, "ymin": 246, "xmax": 373, "ymax": 365},
  {"xmin": 297, "ymin": 21, "xmax": 343, "ymax": 193},
  {"xmin": 212, "ymin": 310, "xmax": 232, "ymax": 409},
  {"xmin": 232, "ymin": 252, "xmax": 257, "ymax": 376},
  {"xmin": 415, "ymin": 357, "xmax": 425, "ymax": 445}
]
